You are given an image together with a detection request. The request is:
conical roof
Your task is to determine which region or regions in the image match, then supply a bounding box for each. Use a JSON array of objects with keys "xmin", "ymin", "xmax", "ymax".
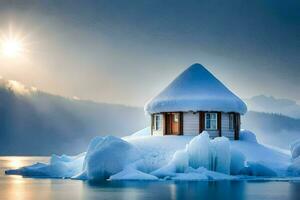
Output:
[{"xmin": 145, "ymin": 63, "xmax": 247, "ymax": 114}]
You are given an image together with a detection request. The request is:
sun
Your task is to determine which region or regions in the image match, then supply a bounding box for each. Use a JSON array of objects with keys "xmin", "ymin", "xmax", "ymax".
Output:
[
  {"xmin": 1, "ymin": 37, "xmax": 24, "ymax": 58},
  {"xmin": 0, "ymin": 25, "xmax": 28, "ymax": 59}
]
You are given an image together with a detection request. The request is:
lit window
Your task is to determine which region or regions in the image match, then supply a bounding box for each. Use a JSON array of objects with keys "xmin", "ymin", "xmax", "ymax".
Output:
[
  {"xmin": 205, "ymin": 113, "xmax": 218, "ymax": 130},
  {"xmin": 173, "ymin": 113, "xmax": 179, "ymax": 123},
  {"xmin": 229, "ymin": 114, "xmax": 234, "ymax": 130},
  {"xmin": 154, "ymin": 114, "xmax": 162, "ymax": 131}
]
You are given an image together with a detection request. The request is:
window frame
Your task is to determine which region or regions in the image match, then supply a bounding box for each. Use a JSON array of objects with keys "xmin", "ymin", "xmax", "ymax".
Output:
[
  {"xmin": 205, "ymin": 112, "xmax": 218, "ymax": 130},
  {"xmin": 229, "ymin": 113, "xmax": 235, "ymax": 130},
  {"xmin": 154, "ymin": 114, "xmax": 162, "ymax": 131}
]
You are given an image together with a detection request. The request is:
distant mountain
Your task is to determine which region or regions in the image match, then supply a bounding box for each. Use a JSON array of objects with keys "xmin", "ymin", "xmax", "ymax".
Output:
[
  {"xmin": 0, "ymin": 78, "xmax": 299, "ymax": 154},
  {"xmin": 242, "ymin": 111, "xmax": 300, "ymax": 149},
  {"xmin": 0, "ymin": 79, "xmax": 148, "ymax": 156},
  {"xmin": 245, "ymin": 95, "xmax": 300, "ymax": 119}
]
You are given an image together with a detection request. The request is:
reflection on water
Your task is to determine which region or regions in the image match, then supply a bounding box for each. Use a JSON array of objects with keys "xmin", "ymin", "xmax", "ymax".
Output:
[
  {"xmin": 1, "ymin": 157, "xmax": 300, "ymax": 200},
  {"xmin": 0, "ymin": 156, "xmax": 49, "ymax": 170},
  {"xmin": 84, "ymin": 180, "xmax": 247, "ymax": 200}
]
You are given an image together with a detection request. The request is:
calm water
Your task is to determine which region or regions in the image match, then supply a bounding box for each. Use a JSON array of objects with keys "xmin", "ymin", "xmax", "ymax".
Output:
[{"xmin": 1, "ymin": 157, "xmax": 300, "ymax": 200}]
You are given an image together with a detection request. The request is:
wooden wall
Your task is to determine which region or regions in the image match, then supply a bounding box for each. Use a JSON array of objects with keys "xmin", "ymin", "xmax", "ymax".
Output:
[
  {"xmin": 221, "ymin": 113, "xmax": 235, "ymax": 140},
  {"xmin": 183, "ymin": 112, "xmax": 199, "ymax": 135},
  {"xmin": 151, "ymin": 111, "xmax": 241, "ymax": 139},
  {"xmin": 234, "ymin": 113, "xmax": 241, "ymax": 140}
]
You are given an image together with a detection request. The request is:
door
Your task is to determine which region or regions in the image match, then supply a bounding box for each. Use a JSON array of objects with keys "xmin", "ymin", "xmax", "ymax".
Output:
[{"xmin": 165, "ymin": 112, "xmax": 182, "ymax": 135}]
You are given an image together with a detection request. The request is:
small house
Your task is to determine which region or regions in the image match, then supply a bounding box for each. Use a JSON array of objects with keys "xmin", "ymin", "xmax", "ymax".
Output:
[{"xmin": 144, "ymin": 63, "xmax": 247, "ymax": 140}]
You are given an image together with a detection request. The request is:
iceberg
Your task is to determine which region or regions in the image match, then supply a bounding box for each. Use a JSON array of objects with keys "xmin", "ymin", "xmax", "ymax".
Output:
[
  {"xmin": 287, "ymin": 140, "xmax": 300, "ymax": 176},
  {"xmin": 290, "ymin": 139, "xmax": 300, "ymax": 160},
  {"xmin": 5, "ymin": 129, "xmax": 297, "ymax": 181},
  {"xmin": 187, "ymin": 132, "xmax": 211, "ymax": 169},
  {"xmin": 230, "ymin": 149, "xmax": 246, "ymax": 175},
  {"xmin": 5, "ymin": 153, "xmax": 85, "ymax": 178},
  {"xmin": 109, "ymin": 164, "xmax": 158, "ymax": 181},
  {"xmin": 150, "ymin": 132, "xmax": 233, "ymax": 179},
  {"xmin": 83, "ymin": 136, "xmax": 141, "ymax": 180},
  {"xmin": 240, "ymin": 162, "xmax": 277, "ymax": 177}
]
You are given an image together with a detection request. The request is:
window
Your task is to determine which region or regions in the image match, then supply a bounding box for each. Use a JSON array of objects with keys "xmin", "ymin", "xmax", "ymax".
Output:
[
  {"xmin": 154, "ymin": 114, "xmax": 162, "ymax": 131},
  {"xmin": 205, "ymin": 113, "xmax": 218, "ymax": 130},
  {"xmin": 229, "ymin": 113, "xmax": 234, "ymax": 130},
  {"xmin": 173, "ymin": 113, "xmax": 179, "ymax": 123}
]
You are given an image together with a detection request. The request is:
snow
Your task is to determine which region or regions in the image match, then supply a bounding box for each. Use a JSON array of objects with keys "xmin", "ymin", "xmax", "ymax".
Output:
[
  {"xmin": 144, "ymin": 63, "xmax": 247, "ymax": 114},
  {"xmin": 230, "ymin": 149, "xmax": 246, "ymax": 175},
  {"xmin": 286, "ymin": 139, "xmax": 300, "ymax": 176},
  {"xmin": 5, "ymin": 129, "xmax": 297, "ymax": 181},
  {"xmin": 83, "ymin": 136, "xmax": 141, "ymax": 180},
  {"xmin": 82, "ymin": 136, "xmax": 104, "ymax": 171},
  {"xmin": 231, "ymin": 135, "xmax": 290, "ymax": 176},
  {"xmin": 125, "ymin": 134, "xmax": 192, "ymax": 172},
  {"xmin": 290, "ymin": 139, "xmax": 300, "ymax": 159},
  {"xmin": 128, "ymin": 127, "xmax": 150, "ymax": 137},
  {"xmin": 172, "ymin": 149, "xmax": 189, "ymax": 173},
  {"xmin": 148, "ymin": 132, "xmax": 231, "ymax": 180},
  {"xmin": 187, "ymin": 167, "xmax": 236, "ymax": 180},
  {"xmin": 185, "ymin": 132, "xmax": 231, "ymax": 174},
  {"xmin": 109, "ymin": 166, "xmax": 158, "ymax": 181},
  {"xmin": 126, "ymin": 129, "xmax": 291, "ymax": 178},
  {"xmin": 287, "ymin": 157, "xmax": 300, "ymax": 176},
  {"xmin": 210, "ymin": 136, "xmax": 231, "ymax": 174},
  {"xmin": 239, "ymin": 130, "xmax": 257, "ymax": 143},
  {"xmin": 187, "ymin": 132, "xmax": 211, "ymax": 169},
  {"xmin": 240, "ymin": 162, "xmax": 277, "ymax": 176}
]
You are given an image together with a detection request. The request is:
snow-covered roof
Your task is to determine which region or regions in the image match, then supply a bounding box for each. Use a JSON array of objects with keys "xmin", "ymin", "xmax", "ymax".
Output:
[{"xmin": 145, "ymin": 63, "xmax": 247, "ymax": 114}]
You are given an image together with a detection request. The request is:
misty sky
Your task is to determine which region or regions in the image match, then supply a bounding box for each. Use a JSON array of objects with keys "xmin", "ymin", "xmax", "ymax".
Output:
[{"xmin": 0, "ymin": 0, "xmax": 299, "ymax": 106}]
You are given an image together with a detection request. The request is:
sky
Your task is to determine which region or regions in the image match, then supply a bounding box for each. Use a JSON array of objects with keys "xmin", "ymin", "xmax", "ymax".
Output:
[{"xmin": 0, "ymin": 0, "xmax": 299, "ymax": 106}]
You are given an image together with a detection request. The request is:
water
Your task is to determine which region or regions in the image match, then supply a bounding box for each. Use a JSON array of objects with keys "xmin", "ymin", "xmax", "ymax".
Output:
[{"xmin": 1, "ymin": 157, "xmax": 300, "ymax": 200}]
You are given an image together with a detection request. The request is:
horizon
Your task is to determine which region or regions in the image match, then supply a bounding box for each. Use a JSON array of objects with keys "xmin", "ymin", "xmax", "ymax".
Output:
[{"xmin": 1, "ymin": 71, "xmax": 300, "ymax": 108}]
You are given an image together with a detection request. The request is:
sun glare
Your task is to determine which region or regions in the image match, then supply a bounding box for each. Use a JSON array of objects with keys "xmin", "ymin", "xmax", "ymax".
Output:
[
  {"xmin": 9, "ymin": 159, "xmax": 23, "ymax": 169},
  {"xmin": 1, "ymin": 37, "xmax": 24, "ymax": 58},
  {"xmin": 0, "ymin": 26, "xmax": 28, "ymax": 59}
]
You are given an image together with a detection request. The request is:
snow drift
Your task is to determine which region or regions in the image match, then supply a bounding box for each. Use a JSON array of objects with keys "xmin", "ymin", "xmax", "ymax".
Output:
[
  {"xmin": 5, "ymin": 129, "xmax": 297, "ymax": 181},
  {"xmin": 290, "ymin": 139, "xmax": 300, "ymax": 159},
  {"xmin": 150, "ymin": 132, "xmax": 234, "ymax": 180},
  {"xmin": 76, "ymin": 136, "xmax": 141, "ymax": 180},
  {"xmin": 286, "ymin": 139, "xmax": 300, "ymax": 176}
]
